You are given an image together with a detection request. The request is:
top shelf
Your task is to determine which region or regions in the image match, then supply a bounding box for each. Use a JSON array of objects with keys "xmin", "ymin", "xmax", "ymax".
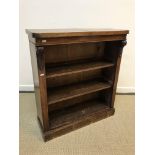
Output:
[{"xmin": 46, "ymin": 61, "xmax": 114, "ymax": 79}]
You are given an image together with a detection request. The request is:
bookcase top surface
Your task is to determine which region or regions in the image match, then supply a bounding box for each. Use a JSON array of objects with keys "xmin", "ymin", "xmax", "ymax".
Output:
[{"xmin": 26, "ymin": 28, "xmax": 129, "ymax": 38}]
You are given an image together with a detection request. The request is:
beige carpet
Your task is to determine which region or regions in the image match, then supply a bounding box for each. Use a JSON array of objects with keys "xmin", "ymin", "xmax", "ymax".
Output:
[{"xmin": 19, "ymin": 93, "xmax": 134, "ymax": 155}]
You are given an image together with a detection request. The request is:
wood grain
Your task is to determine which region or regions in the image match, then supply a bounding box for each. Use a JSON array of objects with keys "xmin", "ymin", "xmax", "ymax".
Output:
[
  {"xmin": 26, "ymin": 29, "xmax": 128, "ymax": 141},
  {"xmin": 35, "ymin": 35, "xmax": 126, "ymax": 46},
  {"xmin": 26, "ymin": 28, "xmax": 129, "ymax": 38},
  {"xmin": 47, "ymin": 81, "xmax": 112, "ymax": 105},
  {"xmin": 45, "ymin": 100, "xmax": 115, "ymax": 140},
  {"xmin": 29, "ymin": 43, "xmax": 49, "ymax": 131},
  {"xmin": 46, "ymin": 61, "xmax": 114, "ymax": 79}
]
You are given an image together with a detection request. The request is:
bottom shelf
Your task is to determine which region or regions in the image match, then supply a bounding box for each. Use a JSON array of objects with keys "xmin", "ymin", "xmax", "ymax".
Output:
[{"xmin": 39, "ymin": 100, "xmax": 115, "ymax": 141}]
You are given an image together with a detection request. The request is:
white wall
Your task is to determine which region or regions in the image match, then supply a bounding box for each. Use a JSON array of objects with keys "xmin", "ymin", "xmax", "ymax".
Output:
[{"xmin": 19, "ymin": 0, "xmax": 134, "ymax": 92}]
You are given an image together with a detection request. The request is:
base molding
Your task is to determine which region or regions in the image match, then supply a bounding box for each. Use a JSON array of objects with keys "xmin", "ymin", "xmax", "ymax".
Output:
[
  {"xmin": 19, "ymin": 85, "xmax": 34, "ymax": 91},
  {"xmin": 116, "ymin": 86, "xmax": 135, "ymax": 93}
]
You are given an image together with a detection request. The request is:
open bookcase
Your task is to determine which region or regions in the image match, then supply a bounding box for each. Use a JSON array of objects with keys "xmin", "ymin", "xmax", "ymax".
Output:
[{"xmin": 26, "ymin": 29, "xmax": 128, "ymax": 141}]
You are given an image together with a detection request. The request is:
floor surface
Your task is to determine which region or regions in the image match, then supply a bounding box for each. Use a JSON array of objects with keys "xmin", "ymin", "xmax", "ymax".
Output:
[{"xmin": 19, "ymin": 93, "xmax": 134, "ymax": 155}]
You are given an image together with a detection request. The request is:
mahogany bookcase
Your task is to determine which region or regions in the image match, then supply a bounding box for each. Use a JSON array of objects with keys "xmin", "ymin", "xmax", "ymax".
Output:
[{"xmin": 26, "ymin": 29, "xmax": 129, "ymax": 141}]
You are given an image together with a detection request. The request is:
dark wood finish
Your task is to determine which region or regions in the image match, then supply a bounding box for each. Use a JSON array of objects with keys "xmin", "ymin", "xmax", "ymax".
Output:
[
  {"xmin": 29, "ymin": 44, "xmax": 49, "ymax": 131},
  {"xmin": 47, "ymin": 80, "xmax": 111, "ymax": 105},
  {"xmin": 48, "ymin": 92, "xmax": 100, "ymax": 111},
  {"xmin": 110, "ymin": 40, "xmax": 127, "ymax": 108},
  {"xmin": 47, "ymin": 100, "xmax": 115, "ymax": 140},
  {"xmin": 46, "ymin": 61, "xmax": 114, "ymax": 79},
  {"xmin": 38, "ymin": 100, "xmax": 115, "ymax": 141},
  {"xmin": 44, "ymin": 42, "xmax": 105, "ymax": 64},
  {"xmin": 29, "ymin": 34, "xmax": 127, "ymax": 46},
  {"xmin": 26, "ymin": 28, "xmax": 129, "ymax": 38},
  {"xmin": 26, "ymin": 29, "xmax": 128, "ymax": 141},
  {"xmin": 46, "ymin": 69, "xmax": 104, "ymax": 88}
]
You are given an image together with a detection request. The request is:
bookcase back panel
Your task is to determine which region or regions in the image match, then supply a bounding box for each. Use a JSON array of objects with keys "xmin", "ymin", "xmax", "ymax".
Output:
[
  {"xmin": 46, "ymin": 69, "xmax": 102, "ymax": 88},
  {"xmin": 45, "ymin": 42, "xmax": 105, "ymax": 65},
  {"xmin": 48, "ymin": 91, "xmax": 99, "ymax": 111},
  {"xmin": 48, "ymin": 90, "xmax": 111, "ymax": 111}
]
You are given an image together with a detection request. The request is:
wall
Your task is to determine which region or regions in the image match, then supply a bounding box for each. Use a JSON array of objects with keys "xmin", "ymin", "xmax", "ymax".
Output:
[{"xmin": 19, "ymin": 0, "xmax": 134, "ymax": 92}]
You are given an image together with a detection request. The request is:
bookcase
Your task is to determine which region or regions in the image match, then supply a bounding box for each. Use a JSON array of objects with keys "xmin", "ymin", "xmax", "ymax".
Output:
[{"xmin": 26, "ymin": 29, "xmax": 129, "ymax": 141}]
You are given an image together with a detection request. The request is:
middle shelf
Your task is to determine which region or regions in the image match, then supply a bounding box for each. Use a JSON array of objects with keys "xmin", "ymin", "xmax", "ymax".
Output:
[
  {"xmin": 46, "ymin": 60, "xmax": 114, "ymax": 79},
  {"xmin": 47, "ymin": 80, "xmax": 112, "ymax": 105}
]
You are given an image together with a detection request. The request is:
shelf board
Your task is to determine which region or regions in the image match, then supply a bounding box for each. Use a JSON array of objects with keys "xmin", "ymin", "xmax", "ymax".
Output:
[
  {"xmin": 47, "ymin": 81, "xmax": 111, "ymax": 105},
  {"xmin": 46, "ymin": 100, "xmax": 115, "ymax": 140},
  {"xmin": 46, "ymin": 61, "xmax": 114, "ymax": 79}
]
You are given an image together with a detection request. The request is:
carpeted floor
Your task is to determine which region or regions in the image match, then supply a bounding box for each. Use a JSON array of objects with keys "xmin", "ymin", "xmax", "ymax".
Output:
[{"xmin": 19, "ymin": 93, "xmax": 134, "ymax": 155}]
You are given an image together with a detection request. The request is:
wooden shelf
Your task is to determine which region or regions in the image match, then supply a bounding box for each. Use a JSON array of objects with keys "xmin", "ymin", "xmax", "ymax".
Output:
[
  {"xmin": 47, "ymin": 81, "xmax": 111, "ymax": 105},
  {"xmin": 46, "ymin": 61, "xmax": 114, "ymax": 79},
  {"xmin": 47, "ymin": 100, "xmax": 115, "ymax": 139}
]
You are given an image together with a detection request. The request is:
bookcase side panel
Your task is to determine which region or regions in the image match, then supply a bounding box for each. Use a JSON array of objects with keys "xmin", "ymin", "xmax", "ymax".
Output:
[
  {"xmin": 111, "ymin": 40, "xmax": 127, "ymax": 107},
  {"xmin": 104, "ymin": 39, "xmax": 127, "ymax": 108},
  {"xmin": 29, "ymin": 42, "xmax": 49, "ymax": 131}
]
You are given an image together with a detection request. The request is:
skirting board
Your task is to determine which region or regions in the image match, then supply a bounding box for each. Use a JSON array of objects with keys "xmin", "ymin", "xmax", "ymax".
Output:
[{"xmin": 19, "ymin": 85, "xmax": 135, "ymax": 93}]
